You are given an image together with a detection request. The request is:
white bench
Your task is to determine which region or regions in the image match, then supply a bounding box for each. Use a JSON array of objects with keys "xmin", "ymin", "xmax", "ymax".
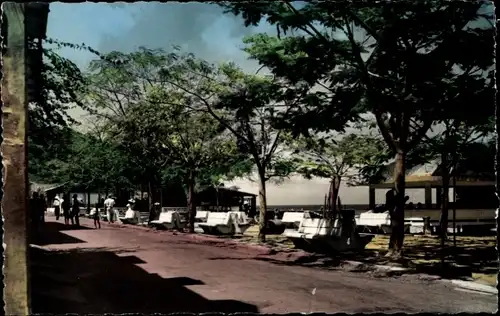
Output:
[
  {"xmin": 198, "ymin": 212, "xmax": 239, "ymax": 235},
  {"xmin": 150, "ymin": 211, "xmax": 185, "ymax": 230},
  {"xmin": 356, "ymin": 210, "xmax": 391, "ymax": 233},
  {"xmin": 405, "ymin": 217, "xmax": 428, "ymax": 234},
  {"xmin": 281, "ymin": 212, "xmax": 305, "ymax": 229},
  {"xmin": 228, "ymin": 211, "xmax": 251, "ymax": 234},
  {"xmin": 119, "ymin": 210, "xmax": 142, "ymax": 225},
  {"xmin": 194, "ymin": 211, "xmax": 210, "ymax": 233},
  {"xmin": 283, "ymin": 218, "xmax": 339, "ymax": 239},
  {"xmin": 284, "ymin": 217, "xmax": 373, "ymax": 252},
  {"xmin": 195, "ymin": 211, "xmax": 210, "ymax": 222}
]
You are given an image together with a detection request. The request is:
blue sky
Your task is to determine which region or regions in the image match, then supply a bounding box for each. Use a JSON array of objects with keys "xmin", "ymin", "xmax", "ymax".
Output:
[
  {"xmin": 46, "ymin": 3, "xmax": 271, "ymax": 72},
  {"xmin": 46, "ymin": 2, "xmax": 274, "ymax": 121}
]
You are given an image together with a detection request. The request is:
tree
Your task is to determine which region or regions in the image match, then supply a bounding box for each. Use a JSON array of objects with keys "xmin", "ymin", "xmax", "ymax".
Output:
[
  {"xmin": 158, "ymin": 56, "xmax": 300, "ymax": 241},
  {"xmin": 28, "ymin": 39, "xmax": 90, "ymax": 180},
  {"xmin": 290, "ymin": 132, "xmax": 386, "ymax": 217},
  {"xmin": 126, "ymin": 96, "xmax": 245, "ymax": 232},
  {"xmin": 220, "ymin": 0, "xmax": 494, "ymax": 256},
  {"xmin": 53, "ymin": 131, "xmax": 134, "ymax": 196},
  {"xmin": 86, "ymin": 48, "xmax": 254, "ymax": 221},
  {"xmin": 85, "ymin": 47, "xmax": 178, "ymax": 206}
]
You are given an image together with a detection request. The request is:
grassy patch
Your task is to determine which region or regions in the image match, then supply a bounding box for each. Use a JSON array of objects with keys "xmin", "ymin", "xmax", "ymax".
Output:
[
  {"xmin": 472, "ymin": 273, "xmax": 497, "ymax": 287},
  {"xmin": 237, "ymin": 225, "xmax": 497, "ymax": 282},
  {"xmin": 360, "ymin": 235, "xmax": 497, "ymax": 280}
]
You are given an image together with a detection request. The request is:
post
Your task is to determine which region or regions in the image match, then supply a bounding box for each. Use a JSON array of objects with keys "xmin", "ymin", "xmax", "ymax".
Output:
[
  {"xmin": 87, "ymin": 191, "xmax": 91, "ymax": 213},
  {"xmin": 452, "ymin": 174, "xmax": 457, "ymax": 249},
  {"xmin": 424, "ymin": 184, "xmax": 432, "ymax": 209},
  {"xmin": 368, "ymin": 187, "xmax": 375, "ymax": 210},
  {"xmin": 1, "ymin": 4, "xmax": 29, "ymax": 315},
  {"xmin": 436, "ymin": 187, "xmax": 442, "ymax": 209}
]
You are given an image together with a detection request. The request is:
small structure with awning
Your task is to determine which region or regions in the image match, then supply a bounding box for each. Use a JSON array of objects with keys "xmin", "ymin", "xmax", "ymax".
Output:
[
  {"xmin": 197, "ymin": 185, "xmax": 257, "ymax": 213},
  {"xmin": 367, "ymin": 159, "xmax": 495, "ymax": 210}
]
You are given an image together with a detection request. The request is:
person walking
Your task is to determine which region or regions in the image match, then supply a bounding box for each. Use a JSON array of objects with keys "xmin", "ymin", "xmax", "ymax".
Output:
[
  {"xmin": 53, "ymin": 196, "xmax": 61, "ymax": 220},
  {"xmin": 62, "ymin": 194, "xmax": 71, "ymax": 225},
  {"xmin": 90, "ymin": 204, "xmax": 101, "ymax": 229},
  {"xmin": 148, "ymin": 202, "xmax": 161, "ymax": 225},
  {"xmin": 104, "ymin": 195, "xmax": 116, "ymax": 223},
  {"xmin": 39, "ymin": 193, "xmax": 48, "ymax": 226},
  {"xmin": 72, "ymin": 194, "xmax": 81, "ymax": 227}
]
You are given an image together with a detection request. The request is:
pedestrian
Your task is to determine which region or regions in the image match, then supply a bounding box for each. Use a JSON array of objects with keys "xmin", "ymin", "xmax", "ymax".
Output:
[
  {"xmin": 104, "ymin": 195, "xmax": 116, "ymax": 223},
  {"xmin": 62, "ymin": 194, "xmax": 71, "ymax": 225},
  {"xmin": 53, "ymin": 196, "xmax": 61, "ymax": 220},
  {"xmin": 385, "ymin": 188, "xmax": 395, "ymax": 213},
  {"xmin": 90, "ymin": 204, "xmax": 101, "ymax": 229},
  {"xmin": 39, "ymin": 192, "xmax": 47, "ymax": 225},
  {"xmin": 72, "ymin": 194, "xmax": 81, "ymax": 227},
  {"xmin": 148, "ymin": 202, "xmax": 160, "ymax": 224}
]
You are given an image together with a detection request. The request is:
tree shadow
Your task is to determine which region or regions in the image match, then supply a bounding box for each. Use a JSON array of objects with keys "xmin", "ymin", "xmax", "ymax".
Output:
[
  {"xmin": 252, "ymin": 235, "xmax": 497, "ymax": 280},
  {"xmin": 32, "ymin": 222, "xmax": 90, "ymax": 246},
  {"xmin": 29, "ymin": 246, "xmax": 259, "ymax": 314}
]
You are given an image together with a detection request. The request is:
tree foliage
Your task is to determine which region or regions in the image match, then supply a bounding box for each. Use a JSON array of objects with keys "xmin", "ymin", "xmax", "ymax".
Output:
[
  {"xmin": 85, "ymin": 48, "xmax": 253, "ymax": 229},
  {"xmin": 220, "ymin": 0, "xmax": 495, "ymax": 255}
]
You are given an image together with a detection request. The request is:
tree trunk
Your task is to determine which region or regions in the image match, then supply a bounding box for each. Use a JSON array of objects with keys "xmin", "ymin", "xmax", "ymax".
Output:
[
  {"xmin": 160, "ymin": 187, "xmax": 163, "ymax": 208},
  {"xmin": 148, "ymin": 181, "xmax": 153, "ymax": 213},
  {"xmin": 387, "ymin": 151, "xmax": 406, "ymax": 258},
  {"xmin": 329, "ymin": 176, "xmax": 341, "ymax": 219},
  {"xmin": 87, "ymin": 191, "xmax": 91, "ymax": 213},
  {"xmin": 186, "ymin": 173, "xmax": 196, "ymax": 233},
  {"xmin": 439, "ymin": 150, "xmax": 450, "ymax": 268},
  {"xmin": 439, "ymin": 151, "xmax": 450, "ymax": 239},
  {"xmin": 257, "ymin": 167, "xmax": 268, "ymax": 243}
]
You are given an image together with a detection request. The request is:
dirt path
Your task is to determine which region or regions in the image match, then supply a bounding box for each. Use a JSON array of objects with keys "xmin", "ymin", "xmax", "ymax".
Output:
[{"xmin": 30, "ymin": 217, "xmax": 497, "ymax": 314}]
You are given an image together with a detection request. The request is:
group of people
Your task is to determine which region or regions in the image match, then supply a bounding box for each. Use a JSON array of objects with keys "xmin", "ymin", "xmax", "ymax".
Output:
[
  {"xmin": 30, "ymin": 191, "xmax": 82, "ymax": 234},
  {"xmin": 87, "ymin": 195, "xmax": 116, "ymax": 229},
  {"xmin": 52, "ymin": 194, "xmax": 82, "ymax": 226},
  {"xmin": 87, "ymin": 195, "xmax": 162, "ymax": 229}
]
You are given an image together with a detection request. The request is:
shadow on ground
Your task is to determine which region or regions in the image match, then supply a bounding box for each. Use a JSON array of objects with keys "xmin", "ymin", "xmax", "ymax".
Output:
[
  {"xmin": 32, "ymin": 221, "xmax": 91, "ymax": 246},
  {"xmin": 241, "ymin": 235, "xmax": 497, "ymax": 281},
  {"xmin": 30, "ymin": 234, "xmax": 259, "ymax": 314}
]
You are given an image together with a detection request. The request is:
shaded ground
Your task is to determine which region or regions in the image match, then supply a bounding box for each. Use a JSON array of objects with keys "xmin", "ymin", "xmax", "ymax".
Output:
[
  {"xmin": 238, "ymin": 225, "xmax": 497, "ymax": 285},
  {"xmin": 30, "ymin": 217, "xmax": 496, "ymax": 314}
]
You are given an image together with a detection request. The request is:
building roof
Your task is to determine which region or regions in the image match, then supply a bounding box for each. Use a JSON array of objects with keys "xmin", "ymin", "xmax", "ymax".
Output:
[
  {"xmin": 29, "ymin": 182, "xmax": 67, "ymax": 193},
  {"xmin": 369, "ymin": 159, "xmax": 495, "ymax": 189},
  {"xmin": 198, "ymin": 185, "xmax": 257, "ymax": 198}
]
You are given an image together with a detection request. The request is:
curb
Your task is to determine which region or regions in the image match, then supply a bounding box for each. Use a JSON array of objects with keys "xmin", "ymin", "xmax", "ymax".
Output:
[
  {"xmin": 450, "ymin": 279, "xmax": 498, "ymax": 295},
  {"xmin": 342, "ymin": 260, "xmax": 408, "ymax": 273},
  {"xmin": 185, "ymin": 233, "xmax": 273, "ymax": 254}
]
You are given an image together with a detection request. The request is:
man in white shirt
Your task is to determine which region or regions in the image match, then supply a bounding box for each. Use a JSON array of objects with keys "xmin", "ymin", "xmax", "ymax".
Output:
[
  {"xmin": 104, "ymin": 196, "xmax": 116, "ymax": 223},
  {"xmin": 53, "ymin": 196, "xmax": 61, "ymax": 220}
]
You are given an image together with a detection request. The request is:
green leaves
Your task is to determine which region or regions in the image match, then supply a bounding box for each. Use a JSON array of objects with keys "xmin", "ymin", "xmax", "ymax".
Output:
[
  {"xmin": 223, "ymin": 1, "xmax": 494, "ymax": 156},
  {"xmin": 291, "ymin": 132, "xmax": 387, "ymax": 185}
]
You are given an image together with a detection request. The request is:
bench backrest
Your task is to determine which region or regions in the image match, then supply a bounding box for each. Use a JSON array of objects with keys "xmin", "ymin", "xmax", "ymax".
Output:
[
  {"xmin": 206, "ymin": 212, "xmax": 231, "ymax": 226},
  {"xmin": 358, "ymin": 211, "xmax": 391, "ymax": 226},
  {"xmin": 159, "ymin": 211, "xmax": 174, "ymax": 223},
  {"xmin": 405, "ymin": 217, "xmax": 425, "ymax": 226},
  {"xmin": 196, "ymin": 211, "xmax": 210, "ymax": 220},
  {"xmin": 228, "ymin": 211, "xmax": 249, "ymax": 224},
  {"xmin": 282, "ymin": 212, "xmax": 304, "ymax": 223},
  {"xmin": 298, "ymin": 218, "xmax": 339, "ymax": 236}
]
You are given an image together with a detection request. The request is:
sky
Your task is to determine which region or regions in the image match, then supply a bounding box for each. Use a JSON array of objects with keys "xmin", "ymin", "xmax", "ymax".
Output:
[
  {"xmin": 47, "ymin": 2, "xmax": 277, "ymax": 123},
  {"xmin": 47, "ymin": 3, "xmax": 272, "ymax": 72},
  {"xmin": 45, "ymin": 2, "xmax": 490, "ymax": 206}
]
